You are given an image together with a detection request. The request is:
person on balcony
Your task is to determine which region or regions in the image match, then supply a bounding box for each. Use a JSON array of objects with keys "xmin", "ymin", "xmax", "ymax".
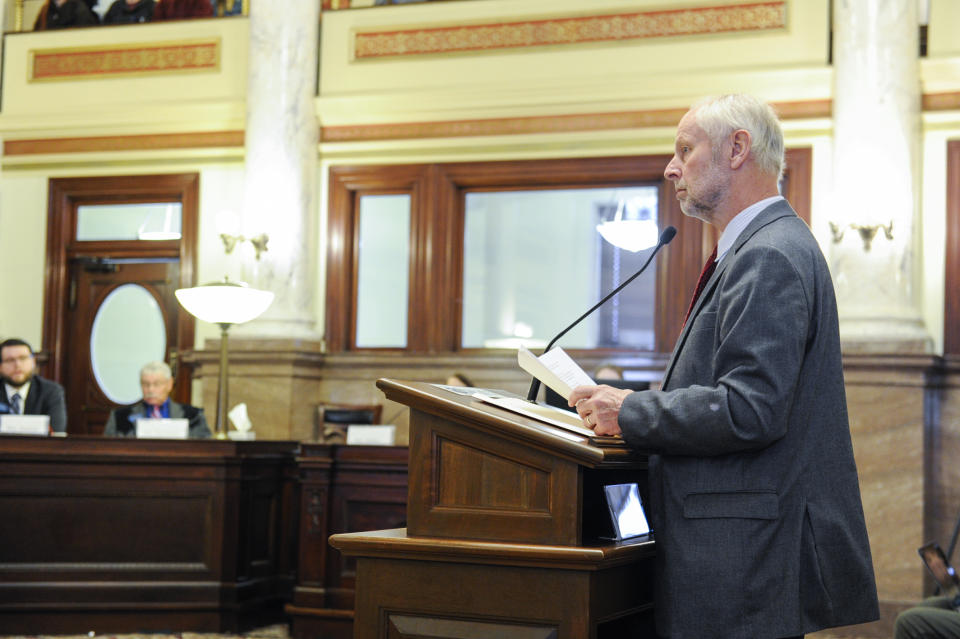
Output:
[
  {"xmin": 33, "ymin": 0, "xmax": 99, "ymax": 29},
  {"xmin": 102, "ymin": 0, "xmax": 155, "ymax": 24}
]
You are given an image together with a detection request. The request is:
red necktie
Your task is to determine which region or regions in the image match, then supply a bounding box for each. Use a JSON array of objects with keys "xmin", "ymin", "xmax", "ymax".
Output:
[
  {"xmin": 683, "ymin": 245, "xmax": 718, "ymax": 327},
  {"xmin": 151, "ymin": 404, "xmax": 161, "ymax": 418}
]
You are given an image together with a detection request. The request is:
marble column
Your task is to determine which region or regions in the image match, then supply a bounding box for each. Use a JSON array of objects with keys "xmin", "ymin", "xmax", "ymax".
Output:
[
  {"xmin": 235, "ymin": 0, "xmax": 320, "ymax": 338},
  {"xmin": 830, "ymin": 0, "xmax": 929, "ymax": 351},
  {"xmin": 192, "ymin": 1, "xmax": 324, "ymax": 442}
]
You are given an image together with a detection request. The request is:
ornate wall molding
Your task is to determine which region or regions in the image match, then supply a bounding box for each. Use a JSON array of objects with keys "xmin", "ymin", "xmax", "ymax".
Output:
[
  {"xmin": 4, "ymin": 130, "xmax": 243, "ymax": 156},
  {"xmin": 354, "ymin": 1, "xmax": 786, "ymax": 60},
  {"xmin": 29, "ymin": 39, "xmax": 221, "ymax": 82},
  {"xmin": 320, "ymin": 99, "xmax": 831, "ymax": 143}
]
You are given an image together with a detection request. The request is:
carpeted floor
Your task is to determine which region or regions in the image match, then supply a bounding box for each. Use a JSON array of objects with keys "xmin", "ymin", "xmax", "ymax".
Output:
[{"xmin": 0, "ymin": 624, "xmax": 289, "ymax": 639}]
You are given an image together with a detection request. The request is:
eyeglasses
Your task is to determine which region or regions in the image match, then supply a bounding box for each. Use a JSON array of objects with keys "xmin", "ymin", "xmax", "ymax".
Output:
[{"xmin": 1, "ymin": 354, "xmax": 33, "ymax": 366}]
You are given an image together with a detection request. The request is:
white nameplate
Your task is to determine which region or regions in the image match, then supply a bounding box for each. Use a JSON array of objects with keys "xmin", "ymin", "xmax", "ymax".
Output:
[
  {"xmin": 136, "ymin": 418, "xmax": 189, "ymax": 440},
  {"xmin": 0, "ymin": 414, "xmax": 50, "ymax": 436},
  {"xmin": 227, "ymin": 430, "xmax": 256, "ymax": 440},
  {"xmin": 346, "ymin": 424, "xmax": 396, "ymax": 446}
]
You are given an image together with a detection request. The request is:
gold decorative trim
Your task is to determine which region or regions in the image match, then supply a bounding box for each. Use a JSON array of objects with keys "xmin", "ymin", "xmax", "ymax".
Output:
[
  {"xmin": 29, "ymin": 38, "xmax": 221, "ymax": 82},
  {"xmin": 923, "ymin": 91, "xmax": 960, "ymax": 111},
  {"xmin": 320, "ymin": 100, "xmax": 832, "ymax": 143},
  {"xmin": 354, "ymin": 1, "xmax": 786, "ymax": 59},
  {"xmin": 4, "ymin": 130, "xmax": 244, "ymax": 156}
]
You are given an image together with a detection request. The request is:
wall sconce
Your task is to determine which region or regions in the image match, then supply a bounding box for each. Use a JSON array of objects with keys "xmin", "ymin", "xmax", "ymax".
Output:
[
  {"xmin": 174, "ymin": 278, "xmax": 274, "ymax": 439},
  {"xmin": 220, "ymin": 233, "xmax": 269, "ymax": 260},
  {"xmin": 829, "ymin": 221, "xmax": 893, "ymax": 251}
]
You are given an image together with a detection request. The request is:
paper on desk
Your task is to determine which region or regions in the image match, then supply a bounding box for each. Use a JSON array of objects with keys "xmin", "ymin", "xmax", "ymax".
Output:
[
  {"xmin": 517, "ymin": 345, "xmax": 595, "ymax": 400},
  {"xmin": 475, "ymin": 393, "xmax": 595, "ymax": 438},
  {"xmin": 228, "ymin": 402, "xmax": 253, "ymax": 433}
]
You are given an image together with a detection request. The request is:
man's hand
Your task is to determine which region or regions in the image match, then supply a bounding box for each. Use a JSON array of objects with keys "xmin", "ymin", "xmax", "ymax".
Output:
[{"xmin": 568, "ymin": 385, "xmax": 633, "ymax": 436}]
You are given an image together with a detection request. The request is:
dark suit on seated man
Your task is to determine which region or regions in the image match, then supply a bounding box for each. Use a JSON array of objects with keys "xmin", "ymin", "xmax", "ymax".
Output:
[
  {"xmin": 0, "ymin": 338, "xmax": 66, "ymax": 433},
  {"xmin": 103, "ymin": 361, "xmax": 210, "ymax": 439}
]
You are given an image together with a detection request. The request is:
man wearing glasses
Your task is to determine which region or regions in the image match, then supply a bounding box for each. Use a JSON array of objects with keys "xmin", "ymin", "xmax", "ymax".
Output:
[{"xmin": 0, "ymin": 338, "xmax": 67, "ymax": 434}]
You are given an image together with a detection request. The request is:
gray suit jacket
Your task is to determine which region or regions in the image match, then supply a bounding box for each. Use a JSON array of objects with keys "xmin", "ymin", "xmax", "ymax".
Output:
[
  {"xmin": 103, "ymin": 399, "xmax": 211, "ymax": 439},
  {"xmin": 619, "ymin": 201, "xmax": 879, "ymax": 638}
]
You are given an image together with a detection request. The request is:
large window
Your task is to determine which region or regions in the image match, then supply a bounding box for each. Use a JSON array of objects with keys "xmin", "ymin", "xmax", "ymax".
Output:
[
  {"xmin": 461, "ymin": 187, "xmax": 659, "ymax": 350},
  {"xmin": 326, "ymin": 153, "xmax": 811, "ymax": 354}
]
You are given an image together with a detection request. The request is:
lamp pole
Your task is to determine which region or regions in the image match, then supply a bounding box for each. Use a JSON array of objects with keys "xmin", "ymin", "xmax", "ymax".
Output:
[{"xmin": 215, "ymin": 323, "xmax": 232, "ymax": 440}]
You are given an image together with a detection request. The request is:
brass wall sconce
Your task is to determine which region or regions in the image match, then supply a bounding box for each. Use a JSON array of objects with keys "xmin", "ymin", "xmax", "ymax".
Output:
[
  {"xmin": 829, "ymin": 221, "xmax": 893, "ymax": 251},
  {"xmin": 220, "ymin": 233, "xmax": 269, "ymax": 260}
]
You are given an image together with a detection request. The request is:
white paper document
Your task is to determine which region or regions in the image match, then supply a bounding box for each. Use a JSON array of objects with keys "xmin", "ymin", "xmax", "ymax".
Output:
[
  {"xmin": 475, "ymin": 393, "xmax": 594, "ymax": 438},
  {"xmin": 517, "ymin": 345, "xmax": 595, "ymax": 400},
  {"xmin": 346, "ymin": 424, "xmax": 397, "ymax": 445},
  {"xmin": 0, "ymin": 414, "xmax": 50, "ymax": 436},
  {"xmin": 136, "ymin": 418, "xmax": 189, "ymax": 439}
]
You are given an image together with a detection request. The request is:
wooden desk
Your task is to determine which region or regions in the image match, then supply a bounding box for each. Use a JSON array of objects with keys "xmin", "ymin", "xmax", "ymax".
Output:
[
  {"xmin": 0, "ymin": 436, "xmax": 299, "ymax": 634},
  {"xmin": 286, "ymin": 444, "xmax": 408, "ymax": 639}
]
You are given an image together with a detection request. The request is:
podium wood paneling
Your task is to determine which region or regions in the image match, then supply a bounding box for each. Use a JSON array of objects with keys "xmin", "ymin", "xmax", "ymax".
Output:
[
  {"xmin": 0, "ymin": 436, "xmax": 298, "ymax": 634},
  {"xmin": 331, "ymin": 380, "xmax": 657, "ymax": 639}
]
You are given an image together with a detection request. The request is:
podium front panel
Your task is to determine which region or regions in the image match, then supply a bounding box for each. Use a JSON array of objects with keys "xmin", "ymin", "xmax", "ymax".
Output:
[{"xmin": 407, "ymin": 408, "xmax": 583, "ymax": 545}]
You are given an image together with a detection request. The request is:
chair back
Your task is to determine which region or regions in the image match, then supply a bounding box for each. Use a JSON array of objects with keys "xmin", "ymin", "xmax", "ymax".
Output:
[{"xmin": 316, "ymin": 403, "xmax": 382, "ymax": 443}]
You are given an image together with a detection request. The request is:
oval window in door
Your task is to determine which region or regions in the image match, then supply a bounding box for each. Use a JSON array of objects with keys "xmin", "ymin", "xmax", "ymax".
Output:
[{"xmin": 90, "ymin": 284, "xmax": 167, "ymax": 404}]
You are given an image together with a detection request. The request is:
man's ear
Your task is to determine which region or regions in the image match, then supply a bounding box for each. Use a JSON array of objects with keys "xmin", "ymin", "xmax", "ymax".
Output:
[{"xmin": 729, "ymin": 129, "xmax": 751, "ymax": 169}]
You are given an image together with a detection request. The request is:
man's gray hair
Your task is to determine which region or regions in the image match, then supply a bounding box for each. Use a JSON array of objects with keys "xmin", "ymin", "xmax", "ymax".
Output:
[
  {"xmin": 692, "ymin": 94, "xmax": 785, "ymax": 180},
  {"xmin": 140, "ymin": 361, "xmax": 172, "ymax": 379}
]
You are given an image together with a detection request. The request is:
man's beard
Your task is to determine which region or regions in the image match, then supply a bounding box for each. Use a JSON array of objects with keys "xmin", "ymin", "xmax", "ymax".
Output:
[
  {"xmin": 679, "ymin": 166, "xmax": 728, "ymax": 223},
  {"xmin": 1, "ymin": 371, "xmax": 33, "ymax": 388}
]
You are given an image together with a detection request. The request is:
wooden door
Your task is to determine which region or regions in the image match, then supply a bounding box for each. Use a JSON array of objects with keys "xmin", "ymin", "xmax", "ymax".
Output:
[
  {"xmin": 42, "ymin": 174, "xmax": 199, "ymax": 436},
  {"xmin": 64, "ymin": 258, "xmax": 184, "ymax": 435}
]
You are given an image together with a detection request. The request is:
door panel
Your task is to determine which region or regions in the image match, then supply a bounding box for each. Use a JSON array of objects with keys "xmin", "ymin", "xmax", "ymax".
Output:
[{"xmin": 65, "ymin": 259, "xmax": 180, "ymax": 436}]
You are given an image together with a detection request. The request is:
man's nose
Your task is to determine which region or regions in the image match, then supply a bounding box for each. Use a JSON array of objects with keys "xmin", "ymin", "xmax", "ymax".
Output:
[{"xmin": 664, "ymin": 157, "xmax": 680, "ymax": 181}]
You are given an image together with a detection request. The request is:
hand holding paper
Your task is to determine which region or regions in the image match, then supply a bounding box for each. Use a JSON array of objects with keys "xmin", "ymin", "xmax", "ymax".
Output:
[{"xmin": 517, "ymin": 346, "xmax": 594, "ymax": 400}]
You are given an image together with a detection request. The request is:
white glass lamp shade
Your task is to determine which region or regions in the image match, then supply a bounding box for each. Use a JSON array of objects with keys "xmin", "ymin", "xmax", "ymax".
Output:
[
  {"xmin": 596, "ymin": 219, "xmax": 660, "ymax": 253},
  {"xmin": 175, "ymin": 280, "xmax": 274, "ymax": 325}
]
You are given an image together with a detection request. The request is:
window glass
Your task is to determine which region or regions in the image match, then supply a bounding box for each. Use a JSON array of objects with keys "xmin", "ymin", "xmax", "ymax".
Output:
[
  {"xmin": 356, "ymin": 194, "xmax": 411, "ymax": 347},
  {"xmin": 77, "ymin": 203, "xmax": 182, "ymax": 241},
  {"xmin": 461, "ymin": 187, "xmax": 658, "ymax": 349},
  {"xmin": 90, "ymin": 284, "xmax": 167, "ymax": 404}
]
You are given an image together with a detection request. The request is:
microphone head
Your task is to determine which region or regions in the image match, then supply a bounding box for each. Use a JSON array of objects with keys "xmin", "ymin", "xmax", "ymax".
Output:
[{"xmin": 659, "ymin": 226, "xmax": 678, "ymax": 246}]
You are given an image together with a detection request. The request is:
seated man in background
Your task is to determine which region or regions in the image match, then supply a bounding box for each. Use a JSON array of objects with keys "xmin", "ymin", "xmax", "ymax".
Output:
[
  {"xmin": 894, "ymin": 596, "xmax": 960, "ymax": 638},
  {"xmin": 0, "ymin": 338, "xmax": 67, "ymax": 433},
  {"xmin": 104, "ymin": 361, "xmax": 211, "ymax": 439}
]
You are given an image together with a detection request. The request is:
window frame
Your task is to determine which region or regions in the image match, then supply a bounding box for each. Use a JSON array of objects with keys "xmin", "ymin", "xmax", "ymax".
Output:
[{"xmin": 326, "ymin": 152, "xmax": 811, "ymax": 354}]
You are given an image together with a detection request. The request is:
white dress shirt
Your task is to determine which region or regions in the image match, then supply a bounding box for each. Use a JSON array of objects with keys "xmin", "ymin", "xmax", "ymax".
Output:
[{"xmin": 716, "ymin": 195, "xmax": 785, "ymax": 263}]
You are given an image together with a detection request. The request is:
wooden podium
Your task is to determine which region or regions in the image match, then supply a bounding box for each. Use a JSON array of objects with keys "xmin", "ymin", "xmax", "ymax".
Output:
[{"xmin": 330, "ymin": 379, "xmax": 657, "ymax": 639}]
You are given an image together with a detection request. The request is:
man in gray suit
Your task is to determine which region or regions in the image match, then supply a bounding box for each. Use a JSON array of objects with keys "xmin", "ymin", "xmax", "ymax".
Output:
[
  {"xmin": 570, "ymin": 95, "xmax": 879, "ymax": 638},
  {"xmin": 104, "ymin": 361, "xmax": 210, "ymax": 439}
]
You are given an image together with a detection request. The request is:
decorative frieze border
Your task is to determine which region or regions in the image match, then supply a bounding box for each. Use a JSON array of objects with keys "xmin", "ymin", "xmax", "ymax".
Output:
[
  {"xmin": 29, "ymin": 39, "xmax": 221, "ymax": 82},
  {"xmin": 354, "ymin": 1, "xmax": 786, "ymax": 60}
]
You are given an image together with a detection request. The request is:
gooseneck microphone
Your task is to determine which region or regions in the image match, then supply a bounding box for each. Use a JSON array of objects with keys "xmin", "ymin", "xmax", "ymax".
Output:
[{"xmin": 524, "ymin": 225, "xmax": 677, "ymax": 402}]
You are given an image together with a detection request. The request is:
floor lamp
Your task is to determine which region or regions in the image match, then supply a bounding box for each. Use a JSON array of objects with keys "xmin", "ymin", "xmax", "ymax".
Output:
[{"xmin": 175, "ymin": 277, "xmax": 274, "ymax": 439}]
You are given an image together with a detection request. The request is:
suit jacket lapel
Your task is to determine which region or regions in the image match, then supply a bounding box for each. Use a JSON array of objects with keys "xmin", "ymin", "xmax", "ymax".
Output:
[
  {"xmin": 661, "ymin": 201, "xmax": 798, "ymax": 389},
  {"xmin": 24, "ymin": 380, "xmax": 41, "ymax": 414}
]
